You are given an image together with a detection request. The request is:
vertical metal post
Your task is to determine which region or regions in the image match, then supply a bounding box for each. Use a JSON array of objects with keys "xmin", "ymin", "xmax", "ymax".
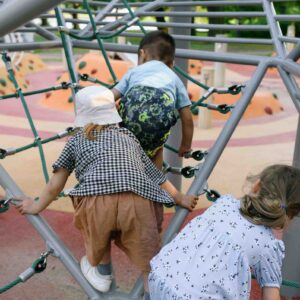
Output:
[
  {"xmin": 55, "ymin": 7, "xmax": 79, "ymax": 110},
  {"xmin": 281, "ymin": 115, "xmax": 300, "ymax": 298},
  {"xmin": 293, "ymin": 117, "xmax": 300, "ymax": 168},
  {"xmin": 263, "ymin": 1, "xmax": 300, "ymax": 296},
  {"xmin": 166, "ymin": 2, "xmax": 192, "ymax": 189},
  {"xmin": 199, "ymin": 67, "xmax": 214, "ymax": 129},
  {"xmin": 281, "ymin": 217, "xmax": 300, "ymax": 298},
  {"xmin": 262, "ymin": 0, "xmax": 285, "ymax": 58},
  {"xmin": 288, "ymin": 41, "xmax": 300, "ymax": 61},
  {"xmin": 286, "ymin": 24, "xmax": 296, "ymax": 53},
  {"xmin": 214, "ymin": 35, "xmax": 228, "ymax": 87}
]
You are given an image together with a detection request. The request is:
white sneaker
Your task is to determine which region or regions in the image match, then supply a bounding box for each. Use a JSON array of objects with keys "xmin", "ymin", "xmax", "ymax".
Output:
[{"xmin": 80, "ymin": 256, "xmax": 113, "ymax": 293}]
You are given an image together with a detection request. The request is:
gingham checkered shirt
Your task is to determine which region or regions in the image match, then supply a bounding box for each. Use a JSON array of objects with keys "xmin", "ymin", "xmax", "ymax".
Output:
[{"xmin": 53, "ymin": 126, "xmax": 174, "ymax": 204}]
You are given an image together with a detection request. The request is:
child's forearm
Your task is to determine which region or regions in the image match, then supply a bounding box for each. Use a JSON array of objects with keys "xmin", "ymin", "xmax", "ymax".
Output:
[
  {"xmin": 160, "ymin": 179, "xmax": 180, "ymax": 200},
  {"xmin": 36, "ymin": 184, "xmax": 62, "ymax": 212},
  {"xmin": 179, "ymin": 107, "xmax": 194, "ymax": 149},
  {"xmin": 181, "ymin": 121, "xmax": 193, "ymax": 148},
  {"xmin": 16, "ymin": 168, "xmax": 70, "ymax": 215}
]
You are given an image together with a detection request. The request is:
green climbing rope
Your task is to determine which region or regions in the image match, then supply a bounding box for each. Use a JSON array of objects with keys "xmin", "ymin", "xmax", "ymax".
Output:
[
  {"xmin": 252, "ymin": 275, "xmax": 300, "ymax": 289},
  {"xmin": 0, "ymin": 277, "xmax": 22, "ymax": 294},
  {"xmin": 0, "ymin": 128, "xmax": 73, "ymax": 159},
  {"xmin": 122, "ymin": 0, "xmax": 146, "ymax": 35},
  {"xmin": 66, "ymin": 17, "xmax": 139, "ymax": 41},
  {"xmin": 0, "ymin": 82, "xmax": 72, "ymax": 100},
  {"xmin": 2, "ymin": 52, "xmax": 49, "ymax": 183},
  {"xmin": 282, "ymin": 279, "xmax": 300, "ymax": 289},
  {"xmin": 79, "ymin": 73, "xmax": 117, "ymax": 89},
  {"xmin": 0, "ymin": 251, "xmax": 51, "ymax": 294},
  {"xmin": 83, "ymin": 0, "xmax": 117, "ymax": 83}
]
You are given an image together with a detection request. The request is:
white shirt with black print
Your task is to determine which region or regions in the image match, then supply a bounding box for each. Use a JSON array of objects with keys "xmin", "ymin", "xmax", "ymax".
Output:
[
  {"xmin": 149, "ymin": 195, "xmax": 285, "ymax": 300},
  {"xmin": 53, "ymin": 125, "xmax": 174, "ymax": 204}
]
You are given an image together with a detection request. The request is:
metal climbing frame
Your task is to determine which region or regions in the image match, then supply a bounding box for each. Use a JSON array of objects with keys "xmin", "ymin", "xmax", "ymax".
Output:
[{"xmin": 0, "ymin": 0, "xmax": 300, "ymax": 299}]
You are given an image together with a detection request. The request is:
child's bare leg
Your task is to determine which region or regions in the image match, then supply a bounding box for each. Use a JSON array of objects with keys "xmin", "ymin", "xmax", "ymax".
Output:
[{"xmin": 151, "ymin": 147, "xmax": 164, "ymax": 170}]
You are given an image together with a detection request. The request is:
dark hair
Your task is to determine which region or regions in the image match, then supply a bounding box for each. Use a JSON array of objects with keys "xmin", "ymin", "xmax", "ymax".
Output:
[
  {"xmin": 240, "ymin": 164, "xmax": 300, "ymax": 228},
  {"xmin": 138, "ymin": 30, "xmax": 175, "ymax": 65}
]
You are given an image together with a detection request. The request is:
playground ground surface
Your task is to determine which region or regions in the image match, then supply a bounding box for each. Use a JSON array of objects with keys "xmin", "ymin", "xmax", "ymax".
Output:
[{"xmin": 0, "ymin": 58, "xmax": 299, "ymax": 299}]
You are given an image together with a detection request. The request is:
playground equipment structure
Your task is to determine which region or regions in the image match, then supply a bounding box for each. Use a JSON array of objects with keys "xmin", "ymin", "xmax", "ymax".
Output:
[{"xmin": 0, "ymin": 0, "xmax": 300, "ymax": 299}]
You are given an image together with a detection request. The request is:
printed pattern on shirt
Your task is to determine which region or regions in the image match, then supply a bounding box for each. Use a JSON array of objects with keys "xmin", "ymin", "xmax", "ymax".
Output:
[
  {"xmin": 119, "ymin": 85, "xmax": 178, "ymax": 157},
  {"xmin": 149, "ymin": 195, "xmax": 285, "ymax": 300}
]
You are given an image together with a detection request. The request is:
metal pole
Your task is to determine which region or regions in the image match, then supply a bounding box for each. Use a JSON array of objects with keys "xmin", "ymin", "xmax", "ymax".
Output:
[
  {"xmin": 166, "ymin": 1, "xmax": 192, "ymax": 189},
  {"xmin": 78, "ymin": 0, "xmax": 120, "ymax": 36},
  {"xmin": 262, "ymin": 0, "xmax": 300, "ymax": 295},
  {"xmin": 281, "ymin": 217, "xmax": 300, "ymax": 298},
  {"xmin": 278, "ymin": 67, "xmax": 300, "ymax": 114},
  {"xmin": 287, "ymin": 41, "xmax": 300, "ymax": 61},
  {"xmin": 0, "ymin": 165, "xmax": 103, "ymax": 300},
  {"xmin": 293, "ymin": 117, "xmax": 300, "ymax": 169},
  {"xmin": 214, "ymin": 35, "xmax": 228, "ymax": 87},
  {"xmin": 262, "ymin": 0, "xmax": 286, "ymax": 57},
  {"xmin": 199, "ymin": 67, "xmax": 214, "ymax": 129},
  {"xmin": 163, "ymin": 62, "xmax": 268, "ymax": 244},
  {"xmin": 0, "ymin": 0, "xmax": 66, "ymax": 37},
  {"xmin": 25, "ymin": 22, "xmax": 58, "ymax": 41},
  {"xmin": 55, "ymin": 7, "xmax": 79, "ymax": 110}
]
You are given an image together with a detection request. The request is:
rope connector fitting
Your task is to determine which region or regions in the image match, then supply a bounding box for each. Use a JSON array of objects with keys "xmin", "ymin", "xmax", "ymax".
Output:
[{"xmin": 57, "ymin": 26, "xmax": 69, "ymax": 34}]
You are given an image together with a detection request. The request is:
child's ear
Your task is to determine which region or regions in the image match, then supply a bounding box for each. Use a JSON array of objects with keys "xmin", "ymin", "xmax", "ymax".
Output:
[
  {"xmin": 252, "ymin": 179, "xmax": 261, "ymax": 194},
  {"xmin": 138, "ymin": 49, "xmax": 146, "ymax": 65},
  {"xmin": 167, "ymin": 60, "xmax": 175, "ymax": 68}
]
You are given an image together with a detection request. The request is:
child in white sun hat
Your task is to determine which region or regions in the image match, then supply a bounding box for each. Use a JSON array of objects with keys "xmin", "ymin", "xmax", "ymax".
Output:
[{"xmin": 15, "ymin": 85, "xmax": 199, "ymax": 298}]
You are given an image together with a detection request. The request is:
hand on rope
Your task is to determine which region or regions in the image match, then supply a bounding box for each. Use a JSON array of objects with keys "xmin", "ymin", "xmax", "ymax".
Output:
[{"xmin": 0, "ymin": 250, "xmax": 53, "ymax": 294}]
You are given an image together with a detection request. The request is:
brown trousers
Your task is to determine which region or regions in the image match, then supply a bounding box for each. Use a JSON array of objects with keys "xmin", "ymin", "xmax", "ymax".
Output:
[{"xmin": 72, "ymin": 192, "xmax": 163, "ymax": 272}]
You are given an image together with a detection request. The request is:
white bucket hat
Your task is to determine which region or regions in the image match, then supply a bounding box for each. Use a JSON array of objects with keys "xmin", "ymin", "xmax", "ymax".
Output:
[{"xmin": 74, "ymin": 85, "xmax": 122, "ymax": 127}]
